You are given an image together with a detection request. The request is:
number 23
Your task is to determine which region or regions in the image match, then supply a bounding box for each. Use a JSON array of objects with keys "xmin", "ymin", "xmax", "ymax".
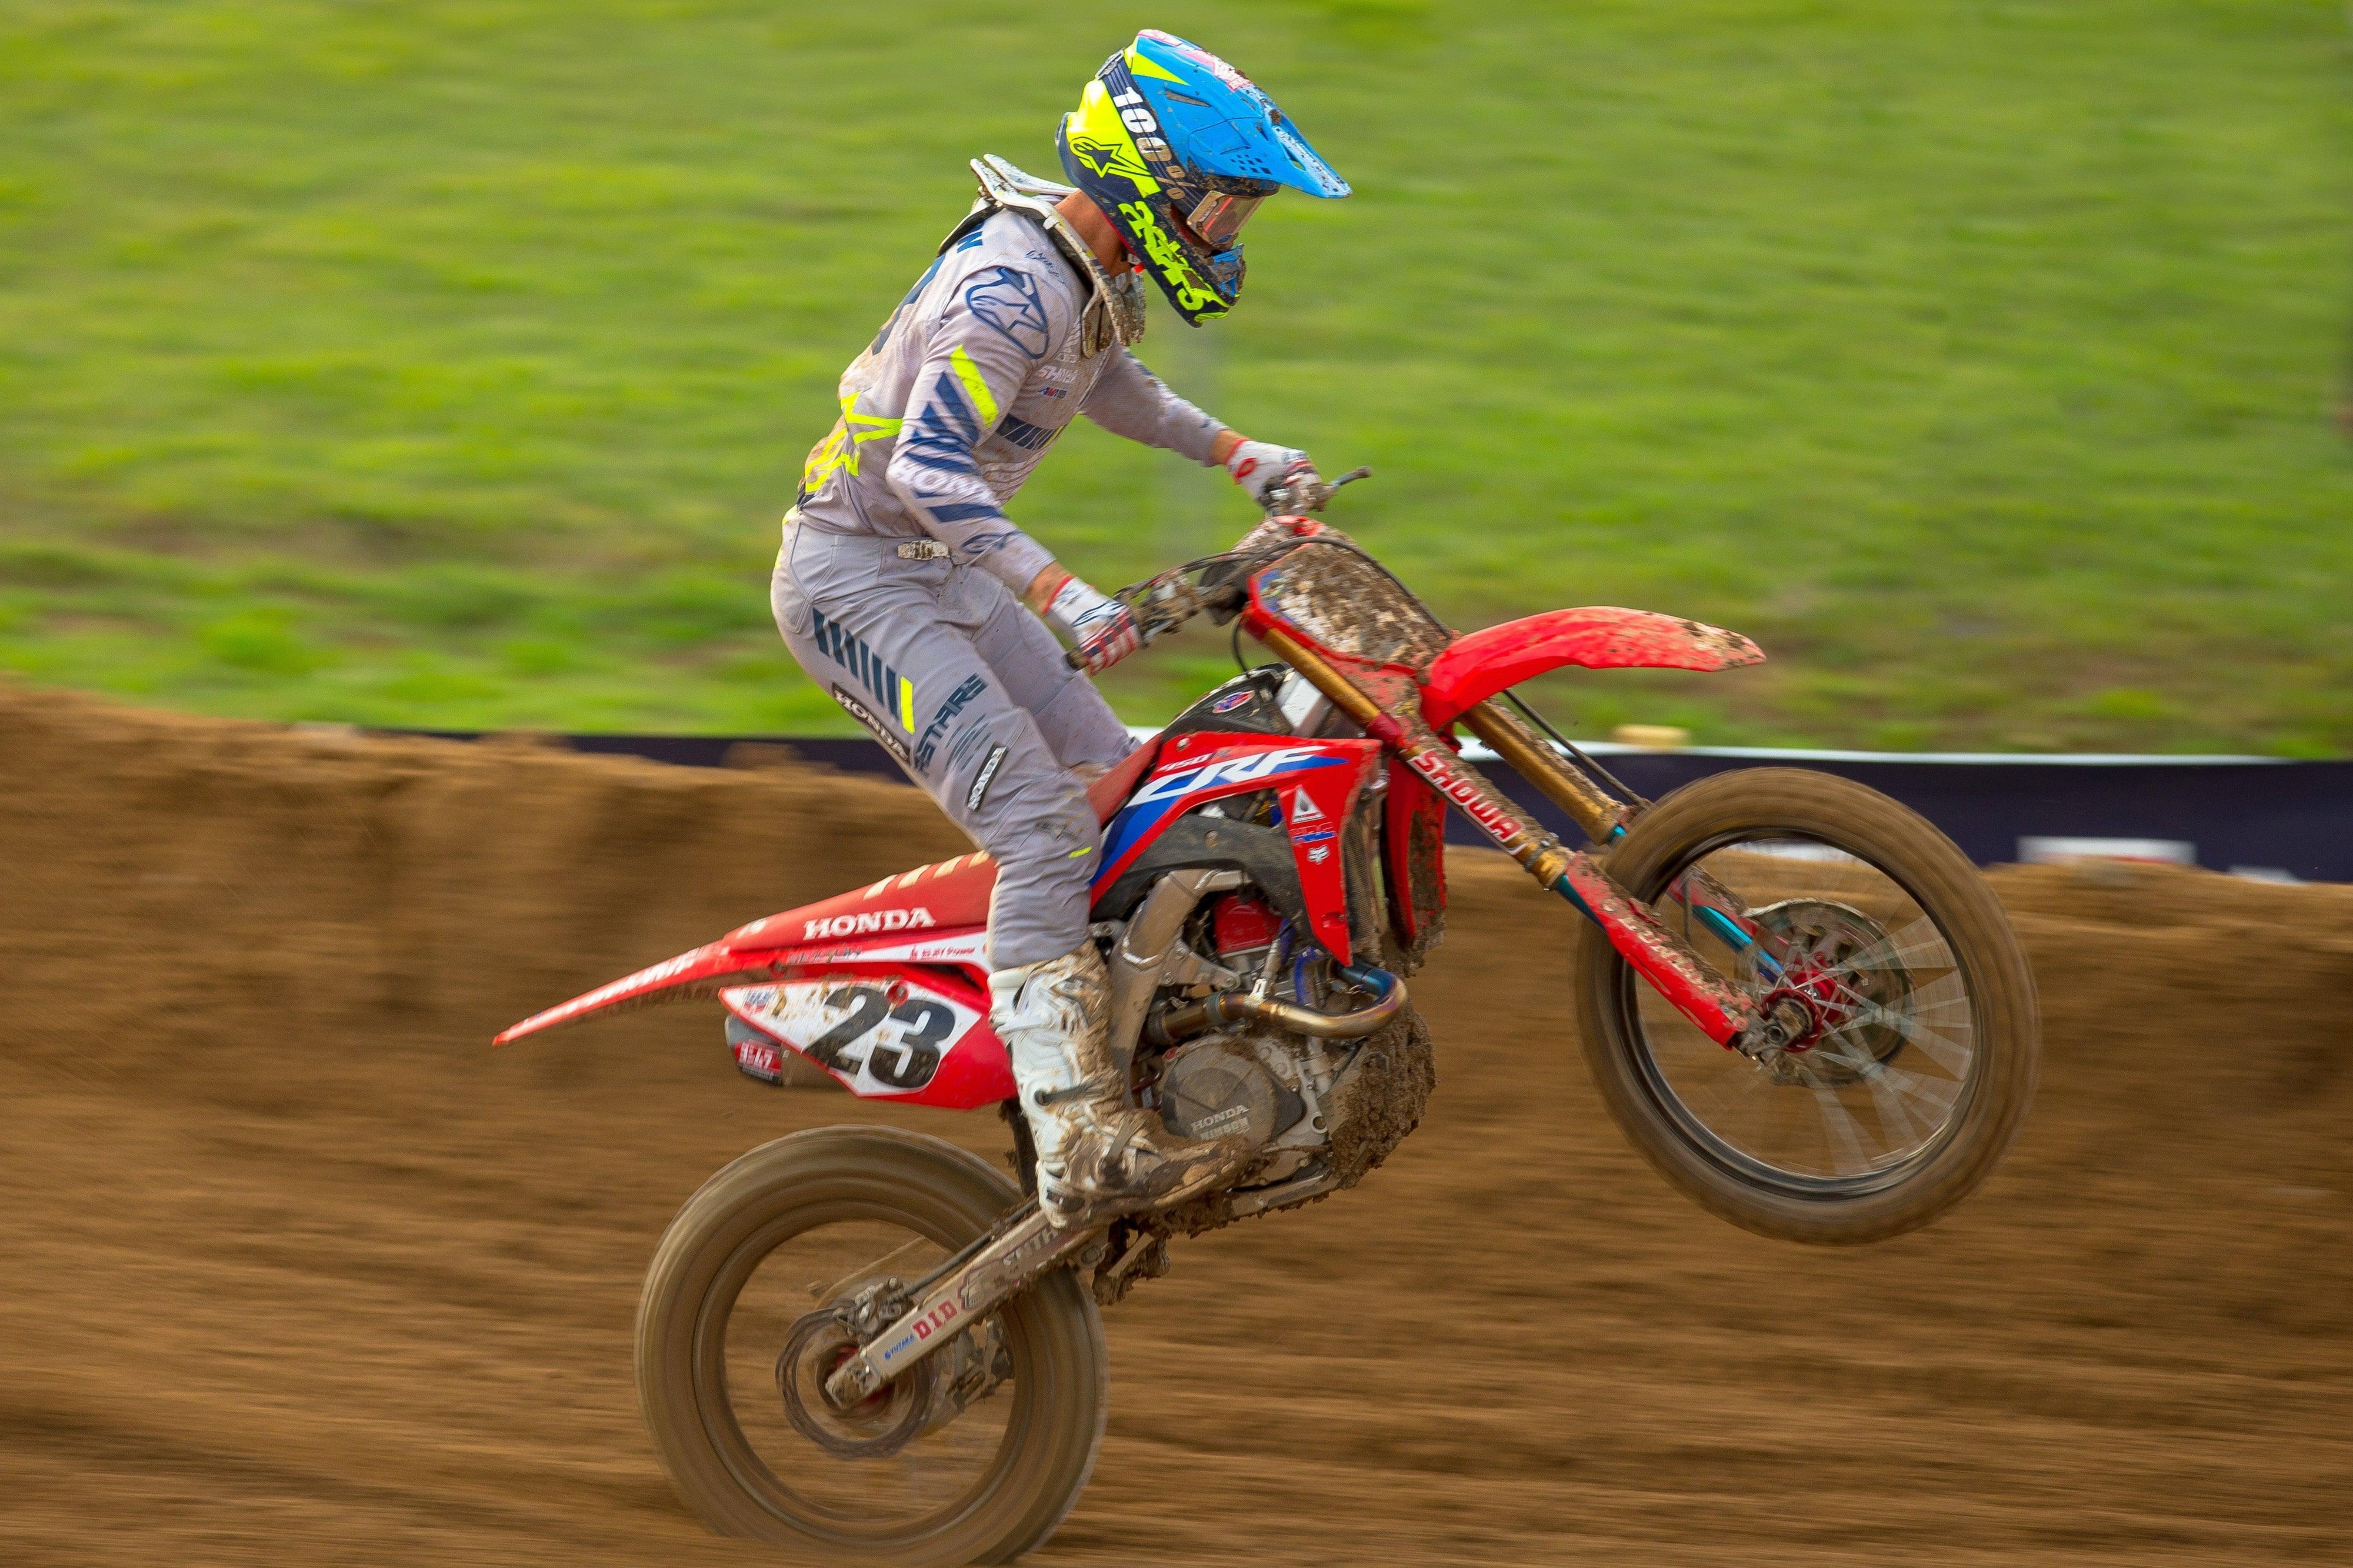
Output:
[{"xmin": 808, "ymin": 987, "xmax": 954, "ymax": 1089}]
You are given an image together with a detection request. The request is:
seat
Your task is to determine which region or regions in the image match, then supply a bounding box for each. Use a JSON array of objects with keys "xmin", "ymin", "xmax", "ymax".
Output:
[{"xmin": 724, "ymin": 734, "xmax": 1166, "ymax": 953}]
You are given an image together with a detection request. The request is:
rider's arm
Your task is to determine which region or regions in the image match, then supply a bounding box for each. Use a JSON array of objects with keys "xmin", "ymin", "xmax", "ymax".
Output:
[
  {"xmin": 1019, "ymin": 429, "xmax": 1245, "ymax": 612},
  {"xmin": 1076, "ymin": 353, "xmax": 1305, "ymax": 505},
  {"xmin": 1078, "ymin": 349, "xmax": 1226, "ymax": 464},
  {"xmin": 882, "ymin": 285, "xmax": 1059, "ymax": 598}
]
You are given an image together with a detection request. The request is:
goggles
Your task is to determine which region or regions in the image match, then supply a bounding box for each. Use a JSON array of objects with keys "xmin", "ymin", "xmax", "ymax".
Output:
[{"xmin": 1184, "ymin": 189, "xmax": 1267, "ymax": 252}]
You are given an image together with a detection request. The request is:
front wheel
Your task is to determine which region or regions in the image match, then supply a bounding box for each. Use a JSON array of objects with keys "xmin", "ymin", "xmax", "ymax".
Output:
[
  {"xmin": 635, "ymin": 1125, "xmax": 1108, "ymax": 1564},
  {"xmin": 1574, "ymin": 769, "xmax": 2038, "ymax": 1244}
]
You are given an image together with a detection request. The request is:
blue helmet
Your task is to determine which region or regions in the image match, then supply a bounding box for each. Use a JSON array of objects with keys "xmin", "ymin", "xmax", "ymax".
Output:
[{"xmin": 1056, "ymin": 31, "xmax": 1350, "ymax": 328}]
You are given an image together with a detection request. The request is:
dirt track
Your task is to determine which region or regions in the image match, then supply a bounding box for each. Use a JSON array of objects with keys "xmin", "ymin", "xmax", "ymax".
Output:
[{"xmin": 3, "ymin": 683, "xmax": 2349, "ymax": 1566}]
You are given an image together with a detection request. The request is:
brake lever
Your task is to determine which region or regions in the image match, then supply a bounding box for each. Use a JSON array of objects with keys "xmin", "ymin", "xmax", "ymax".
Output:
[{"xmin": 1060, "ymin": 572, "xmax": 1211, "ymax": 669}]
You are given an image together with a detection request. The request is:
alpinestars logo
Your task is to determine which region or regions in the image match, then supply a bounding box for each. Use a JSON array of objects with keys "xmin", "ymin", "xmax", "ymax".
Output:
[
  {"xmin": 1116, "ymin": 200, "xmax": 1222, "ymax": 316},
  {"xmin": 914, "ymin": 674, "xmax": 987, "ymax": 772},
  {"xmin": 1066, "ymin": 132, "xmax": 1152, "ymax": 185}
]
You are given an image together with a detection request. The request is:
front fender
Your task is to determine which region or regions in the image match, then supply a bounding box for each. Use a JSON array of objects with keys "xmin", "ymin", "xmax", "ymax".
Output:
[{"xmin": 1419, "ymin": 608, "xmax": 1762, "ymax": 727}]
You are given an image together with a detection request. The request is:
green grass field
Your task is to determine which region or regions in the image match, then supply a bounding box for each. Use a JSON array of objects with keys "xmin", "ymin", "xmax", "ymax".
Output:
[{"xmin": 2, "ymin": 1, "xmax": 2348, "ymax": 751}]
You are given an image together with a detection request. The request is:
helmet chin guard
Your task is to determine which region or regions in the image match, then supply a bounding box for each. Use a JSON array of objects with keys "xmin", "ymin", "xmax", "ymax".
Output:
[{"xmin": 1055, "ymin": 31, "xmax": 1349, "ymax": 328}]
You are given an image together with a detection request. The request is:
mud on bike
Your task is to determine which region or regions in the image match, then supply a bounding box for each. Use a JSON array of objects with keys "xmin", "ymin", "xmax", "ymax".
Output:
[{"xmin": 500, "ymin": 469, "xmax": 2039, "ymax": 1565}]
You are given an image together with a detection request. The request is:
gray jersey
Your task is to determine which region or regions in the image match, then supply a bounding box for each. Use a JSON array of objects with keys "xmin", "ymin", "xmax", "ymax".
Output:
[{"xmin": 791, "ymin": 208, "xmax": 1222, "ymax": 595}]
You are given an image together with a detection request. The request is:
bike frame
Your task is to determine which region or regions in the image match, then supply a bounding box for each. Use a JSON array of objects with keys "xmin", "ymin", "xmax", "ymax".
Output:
[{"xmin": 816, "ymin": 560, "xmax": 1793, "ymax": 1409}]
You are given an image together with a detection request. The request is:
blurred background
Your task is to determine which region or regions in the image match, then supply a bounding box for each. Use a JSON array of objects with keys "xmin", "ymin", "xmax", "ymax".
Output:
[
  {"xmin": 3, "ymin": 0, "xmax": 2348, "ymax": 753},
  {"xmin": 6, "ymin": 9, "xmax": 2352, "ymax": 1565}
]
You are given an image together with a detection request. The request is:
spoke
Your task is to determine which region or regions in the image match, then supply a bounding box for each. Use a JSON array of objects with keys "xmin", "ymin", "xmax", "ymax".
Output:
[
  {"xmin": 1895, "ymin": 970, "xmax": 1972, "ymax": 1017},
  {"xmin": 1863, "ymin": 1058, "xmax": 1963, "ymax": 1119},
  {"xmin": 1847, "ymin": 995, "xmax": 1974, "ymax": 1077},
  {"xmin": 1837, "ymin": 912, "xmax": 1948, "ymax": 976},
  {"xmin": 1857, "ymin": 1055, "xmax": 1925, "ymax": 1148},
  {"xmin": 1810, "ymin": 1085, "xmax": 1877, "ymax": 1175},
  {"xmin": 1678, "ymin": 1054, "xmax": 1779, "ymax": 1125},
  {"xmin": 1648, "ymin": 846, "xmax": 1984, "ymax": 1184},
  {"xmin": 809, "ymin": 1233, "xmax": 934, "ymax": 1303}
]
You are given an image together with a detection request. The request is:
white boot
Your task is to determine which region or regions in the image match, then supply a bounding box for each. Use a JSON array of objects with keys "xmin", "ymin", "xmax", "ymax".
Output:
[{"xmin": 990, "ymin": 945, "xmax": 1243, "ymax": 1230}]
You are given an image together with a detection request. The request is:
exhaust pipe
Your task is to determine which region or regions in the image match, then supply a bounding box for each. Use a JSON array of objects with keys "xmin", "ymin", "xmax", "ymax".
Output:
[{"xmin": 1152, "ymin": 962, "xmax": 1405, "ymax": 1044}]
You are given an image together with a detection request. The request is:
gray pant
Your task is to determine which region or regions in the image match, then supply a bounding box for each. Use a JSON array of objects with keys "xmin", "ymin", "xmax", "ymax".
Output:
[{"xmin": 771, "ymin": 525, "xmax": 1134, "ymax": 969}]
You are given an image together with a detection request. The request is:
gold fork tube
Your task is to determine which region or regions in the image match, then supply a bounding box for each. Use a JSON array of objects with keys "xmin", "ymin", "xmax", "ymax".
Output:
[
  {"xmin": 1255, "ymin": 624, "xmax": 1385, "ymax": 728},
  {"xmin": 1457, "ymin": 703, "xmax": 1624, "ymax": 845}
]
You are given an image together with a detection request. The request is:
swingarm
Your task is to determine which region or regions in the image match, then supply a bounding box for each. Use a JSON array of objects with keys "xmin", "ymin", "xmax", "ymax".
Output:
[{"xmin": 822, "ymin": 1205, "xmax": 1098, "ymax": 1410}]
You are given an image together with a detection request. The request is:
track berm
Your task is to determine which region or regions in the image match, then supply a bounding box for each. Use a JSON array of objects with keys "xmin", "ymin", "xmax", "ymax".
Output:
[{"xmin": 2, "ymin": 683, "xmax": 2347, "ymax": 1565}]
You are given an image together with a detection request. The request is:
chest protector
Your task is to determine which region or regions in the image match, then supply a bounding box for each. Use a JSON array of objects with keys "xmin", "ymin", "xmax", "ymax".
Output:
[{"xmin": 942, "ymin": 156, "xmax": 1148, "ymax": 360}]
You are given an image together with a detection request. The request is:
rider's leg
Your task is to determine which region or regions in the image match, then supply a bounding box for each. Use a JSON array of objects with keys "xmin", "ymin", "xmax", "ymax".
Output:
[
  {"xmin": 937, "ymin": 566, "xmax": 1241, "ymax": 1226},
  {"xmin": 772, "ymin": 532, "xmax": 1238, "ymax": 1227},
  {"xmin": 943, "ymin": 563, "xmax": 1132, "ymax": 778},
  {"xmin": 773, "ymin": 531, "xmax": 1098, "ymax": 955},
  {"xmin": 986, "ymin": 945, "xmax": 1241, "ymax": 1229}
]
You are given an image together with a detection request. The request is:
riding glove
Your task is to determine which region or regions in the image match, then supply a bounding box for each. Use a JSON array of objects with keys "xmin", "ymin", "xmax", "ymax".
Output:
[
  {"xmin": 1044, "ymin": 575, "xmax": 1143, "ymax": 675},
  {"xmin": 1224, "ymin": 440, "xmax": 1319, "ymax": 509}
]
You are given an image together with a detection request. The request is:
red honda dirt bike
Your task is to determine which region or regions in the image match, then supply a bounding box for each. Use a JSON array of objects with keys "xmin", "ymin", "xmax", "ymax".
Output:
[{"xmin": 499, "ymin": 472, "xmax": 2038, "ymax": 1566}]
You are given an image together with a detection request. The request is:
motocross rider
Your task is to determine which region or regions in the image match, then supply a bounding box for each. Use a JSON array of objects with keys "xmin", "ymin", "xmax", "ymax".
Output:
[{"xmin": 772, "ymin": 31, "xmax": 1351, "ymax": 1229}]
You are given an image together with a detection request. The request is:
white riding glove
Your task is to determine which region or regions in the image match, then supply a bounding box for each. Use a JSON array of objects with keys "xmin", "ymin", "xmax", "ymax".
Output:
[
  {"xmin": 1044, "ymin": 575, "xmax": 1142, "ymax": 675},
  {"xmin": 1224, "ymin": 439, "xmax": 1319, "ymax": 509}
]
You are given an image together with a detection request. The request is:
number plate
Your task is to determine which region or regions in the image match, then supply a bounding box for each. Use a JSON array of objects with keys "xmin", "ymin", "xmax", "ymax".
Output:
[{"xmin": 718, "ymin": 979, "xmax": 983, "ymax": 1096}]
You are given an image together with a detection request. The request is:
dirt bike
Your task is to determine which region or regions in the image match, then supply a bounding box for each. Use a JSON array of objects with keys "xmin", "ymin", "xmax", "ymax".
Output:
[{"xmin": 498, "ymin": 470, "xmax": 2039, "ymax": 1566}]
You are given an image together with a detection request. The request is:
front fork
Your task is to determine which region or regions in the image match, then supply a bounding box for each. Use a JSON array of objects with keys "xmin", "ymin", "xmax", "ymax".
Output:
[
  {"xmin": 1462, "ymin": 700, "xmax": 1787, "ymax": 985},
  {"xmin": 1259, "ymin": 627, "xmax": 1771, "ymax": 1049}
]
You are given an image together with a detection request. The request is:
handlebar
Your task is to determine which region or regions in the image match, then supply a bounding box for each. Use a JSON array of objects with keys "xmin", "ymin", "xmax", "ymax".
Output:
[{"xmin": 1061, "ymin": 465, "xmax": 1371, "ymax": 669}]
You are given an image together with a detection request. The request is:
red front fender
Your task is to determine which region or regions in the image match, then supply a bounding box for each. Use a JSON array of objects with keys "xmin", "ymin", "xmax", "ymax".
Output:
[{"xmin": 1419, "ymin": 608, "xmax": 1763, "ymax": 727}]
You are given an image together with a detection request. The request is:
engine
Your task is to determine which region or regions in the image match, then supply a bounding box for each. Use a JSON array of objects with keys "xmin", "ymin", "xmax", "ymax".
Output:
[
  {"xmin": 1145, "ymin": 888, "xmax": 1353, "ymax": 1167},
  {"xmin": 1158, "ymin": 1035, "xmax": 1309, "ymax": 1146},
  {"xmin": 1099, "ymin": 868, "xmax": 1438, "ymax": 1305}
]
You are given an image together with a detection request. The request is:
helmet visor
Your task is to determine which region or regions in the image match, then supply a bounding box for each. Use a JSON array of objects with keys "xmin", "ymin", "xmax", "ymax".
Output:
[{"xmin": 1185, "ymin": 189, "xmax": 1265, "ymax": 252}]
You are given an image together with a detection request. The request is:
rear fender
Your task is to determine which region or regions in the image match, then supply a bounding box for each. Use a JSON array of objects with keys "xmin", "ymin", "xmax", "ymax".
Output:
[
  {"xmin": 491, "ymin": 940, "xmax": 772, "ymax": 1045},
  {"xmin": 492, "ymin": 923, "xmax": 996, "ymax": 1048},
  {"xmin": 1419, "ymin": 608, "xmax": 1763, "ymax": 728},
  {"xmin": 493, "ymin": 730, "xmax": 1169, "ymax": 1056}
]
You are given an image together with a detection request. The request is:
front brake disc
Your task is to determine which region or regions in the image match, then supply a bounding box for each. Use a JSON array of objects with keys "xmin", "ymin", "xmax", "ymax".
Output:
[{"xmin": 1747, "ymin": 898, "xmax": 1914, "ymax": 1083}]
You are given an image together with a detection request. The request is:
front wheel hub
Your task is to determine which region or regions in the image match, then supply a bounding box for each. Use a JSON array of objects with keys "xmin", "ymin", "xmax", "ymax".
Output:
[{"xmin": 1746, "ymin": 897, "xmax": 1914, "ymax": 1075}]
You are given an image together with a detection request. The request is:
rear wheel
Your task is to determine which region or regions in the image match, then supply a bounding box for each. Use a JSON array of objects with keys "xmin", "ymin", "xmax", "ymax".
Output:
[
  {"xmin": 636, "ymin": 1126, "xmax": 1106, "ymax": 1564},
  {"xmin": 1575, "ymin": 769, "xmax": 2038, "ymax": 1243}
]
